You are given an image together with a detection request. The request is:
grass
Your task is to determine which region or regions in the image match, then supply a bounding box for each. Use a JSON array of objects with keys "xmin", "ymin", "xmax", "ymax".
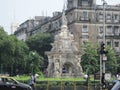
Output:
[
  {"xmin": 38, "ymin": 77, "xmax": 85, "ymax": 81},
  {"xmin": 13, "ymin": 75, "xmax": 30, "ymax": 81},
  {"xmin": 13, "ymin": 75, "xmax": 99, "ymax": 82}
]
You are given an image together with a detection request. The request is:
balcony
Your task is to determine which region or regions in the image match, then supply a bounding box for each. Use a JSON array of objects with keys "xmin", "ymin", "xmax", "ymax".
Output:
[
  {"xmin": 78, "ymin": 17, "xmax": 90, "ymax": 23},
  {"xmin": 114, "ymin": 20, "xmax": 119, "ymax": 23},
  {"xmin": 96, "ymin": 5, "xmax": 120, "ymax": 11}
]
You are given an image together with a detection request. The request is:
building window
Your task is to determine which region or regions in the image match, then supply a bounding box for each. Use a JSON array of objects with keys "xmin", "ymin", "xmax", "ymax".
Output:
[
  {"xmin": 114, "ymin": 42, "xmax": 119, "ymax": 47},
  {"xmin": 114, "ymin": 14, "xmax": 119, "ymax": 23},
  {"xmin": 106, "ymin": 26, "xmax": 113, "ymax": 35},
  {"xmin": 107, "ymin": 41, "xmax": 111, "ymax": 46},
  {"xmin": 82, "ymin": 0, "xmax": 88, "ymax": 5},
  {"xmin": 82, "ymin": 25, "xmax": 88, "ymax": 33},
  {"xmin": 114, "ymin": 14, "xmax": 119, "ymax": 20},
  {"xmin": 78, "ymin": 0, "xmax": 81, "ymax": 6},
  {"xmin": 99, "ymin": 26, "xmax": 103, "ymax": 34},
  {"xmin": 99, "ymin": 12, "xmax": 103, "ymax": 22},
  {"xmin": 67, "ymin": 0, "xmax": 73, "ymax": 9},
  {"xmin": 82, "ymin": 11, "xmax": 88, "ymax": 20},
  {"xmin": 114, "ymin": 26, "xmax": 119, "ymax": 35},
  {"xmin": 106, "ymin": 14, "xmax": 111, "ymax": 19},
  {"xmin": 98, "ymin": 26, "xmax": 103, "ymax": 37},
  {"xmin": 106, "ymin": 14, "xmax": 111, "ymax": 22}
]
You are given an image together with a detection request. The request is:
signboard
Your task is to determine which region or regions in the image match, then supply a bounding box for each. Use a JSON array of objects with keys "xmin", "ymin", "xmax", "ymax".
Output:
[{"xmin": 102, "ymin": 54, "xmax": 107, "ymax": 61}]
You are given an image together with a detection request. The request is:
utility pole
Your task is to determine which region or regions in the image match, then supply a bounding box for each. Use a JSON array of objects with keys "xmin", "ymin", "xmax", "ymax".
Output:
[
  {"xmin": 99, "ymin": 0, "xmax": 107, "ymax": 90},
  {"xmin": 100, "ymin": 54, "xmax": 102, "ymax": 90},
  {"xmin": 100, "ymin": 0, "xmax": 107, "ymax": 89},
  {"xmin": 102, "ymin": 0, "xmax": 106, "ymax": 74}
]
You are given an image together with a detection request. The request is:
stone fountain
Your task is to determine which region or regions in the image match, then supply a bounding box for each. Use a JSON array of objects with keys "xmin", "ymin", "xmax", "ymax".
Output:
[{"xmin": 46, "ymin": 11, "xmax": 84, "ymax": 78}]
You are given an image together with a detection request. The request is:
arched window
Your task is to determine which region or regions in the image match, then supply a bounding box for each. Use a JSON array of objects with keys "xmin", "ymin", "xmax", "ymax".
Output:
[{"xmin": 62, "ymin": 63, "xmax": 72, "ymax": 73}]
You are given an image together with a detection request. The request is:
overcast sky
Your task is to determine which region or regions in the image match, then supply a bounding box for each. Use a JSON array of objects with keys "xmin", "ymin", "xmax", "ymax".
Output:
[{"xmin": 0, "ymin": 0, "xmax": 120, "ymax": 34}]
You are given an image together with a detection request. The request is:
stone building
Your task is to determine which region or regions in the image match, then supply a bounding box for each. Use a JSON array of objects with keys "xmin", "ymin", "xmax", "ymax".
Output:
[
  {"xmin": 14, "ymin": 0, "xmax": 120, "ymax": 55},
  {"xmin": 14, "ymin": 16, "xmax": 49, "ymax": 41},
  {"xmin": 46, "ymin": 11, "xmax": 84, "ymax": 77}
]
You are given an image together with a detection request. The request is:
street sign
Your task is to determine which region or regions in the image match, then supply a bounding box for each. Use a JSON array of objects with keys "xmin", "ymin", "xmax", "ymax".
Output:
[{"xmin": 102, "ymin": 54, "xmax": 107, "ymax": 61}]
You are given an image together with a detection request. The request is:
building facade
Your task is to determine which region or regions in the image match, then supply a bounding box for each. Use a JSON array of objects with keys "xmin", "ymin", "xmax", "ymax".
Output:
[
  {"xmin": 14, "ymin": 16, "xmax": 49, "ymax": 41},
  {"xmin": 14, "ymin": 0, "xmax": 120, "ymax": 55}
]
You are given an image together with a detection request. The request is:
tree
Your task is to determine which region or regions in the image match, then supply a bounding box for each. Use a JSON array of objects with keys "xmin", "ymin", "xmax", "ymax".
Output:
[
  {"xmin": 26, "ymin": 51, "xmax": 43, "ymax": 74},
  {"xmin": 12, "ymin": 36, "xmax": 29, "ymax": 75},
  {"xmin": 26, "ymin": 32, "xmax": 54, "ymax": 69},
  {"xmin": 0, "ymin": 34, "xmax": 30, "ymax": 75},
  {"xmin": 81, "ymin": 42, "xmax": 99, "ymax": 74},
  {"xmin": 0, "ymin": 27, "xmax": 48, "ymax": 75},
  {"xmin": 26, "ymin": 32, "xmax": 54, "ymax": 57},
  {"xmin": 0, "ymin": 27, "xmax": 8, "ymax": 65},
  {"xmin": 0, "ymin": 27, "xmax": 29, "ymax": 75},
  {"xmin": 81, "ymin": 42, "xmax": 118, "ymax": 75},
  {"xmin": 105, "ymin": 46, "xmax": 117, "ymax": 74}
]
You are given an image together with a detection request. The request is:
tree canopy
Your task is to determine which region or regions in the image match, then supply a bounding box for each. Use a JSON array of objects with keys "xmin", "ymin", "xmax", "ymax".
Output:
[
  {"xmin": 26, "ymin": 32, "xmax": 54, "ymax": 69},
  {"xmin": 0, "ymin": 28, "xmax": 43, "ymax": 75},
  {"xmin": 26, "ymin": 32, "xmax": 54, "ymax": 57},
  {"xmin": 81, "ymin": 42, "xmax": 118, "ymax": 75}
]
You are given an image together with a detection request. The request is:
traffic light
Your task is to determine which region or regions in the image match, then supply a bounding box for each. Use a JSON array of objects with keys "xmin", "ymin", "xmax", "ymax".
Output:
[{"xmin": 100, "ymin": 43, "xmax": 108, "ymax": 54}]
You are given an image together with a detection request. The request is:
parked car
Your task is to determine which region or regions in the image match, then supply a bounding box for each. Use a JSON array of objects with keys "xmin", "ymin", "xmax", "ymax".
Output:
[
  {"xmin": 108, "ymin": 79, "xmax": 120, "ymax": 90},
  {"xmin": 108, "ymin": 79, "xmax": 118, "ymax": 90},
  {"xmin": 0, "ymin": 76, "xmax": 32, "ymax": 90},
  {"xmin": 111, "ymin": 80, "xmax": 120, "ymax": 90}
]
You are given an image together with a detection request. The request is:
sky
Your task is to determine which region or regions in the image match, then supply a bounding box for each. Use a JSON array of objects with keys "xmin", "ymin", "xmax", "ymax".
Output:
[{"xmin": 0, "ymin": 0, "xmax": 120, "ymax": 34}]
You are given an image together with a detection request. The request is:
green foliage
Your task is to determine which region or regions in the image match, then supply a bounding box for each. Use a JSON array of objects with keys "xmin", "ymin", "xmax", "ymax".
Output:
[
  {"xmin": 0, "ymin": 28, "xmax": 29, "ymax": 75},
  {"xmin": 26, "ymin": 32, "xmax": 54, "ymax": 57},
  {"xmin": 26, "ymin": 51, "xmax": 43, "ymax": 74},
  {"xmin": 37, "ymin": 71, "xmax": 44, "ymax": 78},
  {"xmin": 26, "ymin": 32, "xmax": 54, "ymax": 70},
  {"xmin": 0, "ymin": 28, "xmax": 51, "ymax": 75},
  {"xmin": 105, "ymin": 46, "xmax": 118, "ymax": 74},
  {"xmin": 81, "ymin": 42, "xmax": 99, "ymax": 74},
  {"xmin": 81, "ymin": 42, "xmax": 118, "ymax": 75}
]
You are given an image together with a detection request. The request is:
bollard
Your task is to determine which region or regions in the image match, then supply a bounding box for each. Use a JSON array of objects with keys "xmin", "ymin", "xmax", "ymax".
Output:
[
  {"xmin": 60, "ymin": 80, "xmax": 62, "ymax": 90},
  {"xmin": 47, "ymin": 81, "xmax": 49, "ymax": 90},
  {"xmin": 74, "ymin": 81, "xmax": 76, "ymax": 90}
]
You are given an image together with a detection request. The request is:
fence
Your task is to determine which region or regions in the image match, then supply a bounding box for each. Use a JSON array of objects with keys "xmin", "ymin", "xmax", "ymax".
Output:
[{"xmin": 34, "ymin": 81, "xmax": 100, "ymax": 90}]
